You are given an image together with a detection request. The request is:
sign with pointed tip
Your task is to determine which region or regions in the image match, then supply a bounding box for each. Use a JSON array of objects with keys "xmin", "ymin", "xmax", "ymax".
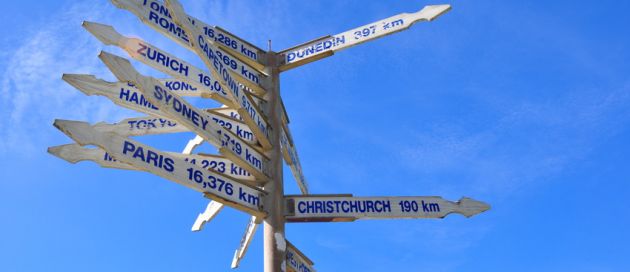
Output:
[
  {"xmin": 82, "ymin": 21, "xmax": 265, "ymax": 107},
  {"xmin": 53, "ymin": 119, "xmax": 266, "ymax": 216},
  {"xmin": 111, "ymin": 0, "xmax": 268, "ymax": 72},
  {"xmin": 231, "ymin": 216, "xmax": 259, "ymax": 269},
  {"xmin": 279, "ymin": 4, "xmax": 452, "ymax": 71},
  {"xmin": 281, "ymin": 127, "xmax": 308, "ymax": 195},
  {"xmin": 49, "ymin": 143, "xmax": 257, "ymax": 182},
  {"xmin": 161, "ymin": 0, "xmax": 274, "ymax": 150},
  {"xmin": 93, "ymin": 116, "xmax": 186, "ymax": 136},
  {"xmin": 285, "ymin": 195, "xmax": 490, "ymax": 222},
  {"xmin": 48, "ymin": 144, "xmax": 136, "ymax": 170},
  {"xmin": 192, "ymin": 201, "xmax": 225, "ymax": 232},
  {"xmin": 98, "ymin": 51, "xmax": 270, "ymax": 180},
  {"xmin": 62, "ymin": 74, "xmax": 258, "ymax": 145},
  {"xmin": 286, "ymin": 241, "xmax": 316, "ymax": 272},
  {"xmin": 110, "ymin": 0, "xmax": 270, "ymax": 95},
  {"xmin": 211, "ymin": 106, "xmax": 308, "ymax": 194}
]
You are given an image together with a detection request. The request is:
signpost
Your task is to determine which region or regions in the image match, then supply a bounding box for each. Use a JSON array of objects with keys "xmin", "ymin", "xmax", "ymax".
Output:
[{"xmin": 48, "ymin": 2, "xmax": 491, "ymax": 271}]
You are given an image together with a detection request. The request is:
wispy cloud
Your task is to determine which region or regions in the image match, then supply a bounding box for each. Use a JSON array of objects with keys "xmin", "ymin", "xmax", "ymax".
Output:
[
  {"xmin": 399, "ymin": 82, "xmax": 630, "ymax": 198},
  {"xmin": 0, "ymin": 1, "xmax": 194, "ymax": 156}
]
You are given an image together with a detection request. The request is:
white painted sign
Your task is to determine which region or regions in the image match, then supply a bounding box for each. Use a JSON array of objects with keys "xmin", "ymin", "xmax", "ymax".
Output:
[
  {"xmin": 113, "ymin": 0, "xmax": 270, "ymax": 95},
  {"xmin": 112, "ymin": 0, "xmax": 267, "ymax": 72},
  {"xmin": 49, "ymin": 144, "xmax": 256, "ymax": 182},
  {"xmin": 99, "ymin": 51, "xmax": 270, "ymax": 180},
  {"xmin": 286, "ymin": 241, "xmax": 316, "ymax": 272},
  {"xmin": 163, "ymin": 0, "xmax": 273, "ymax": 149},
  {"xmin": 231, "ymin": 216, "xmax": 259, "ymax": 268},
  {"xmin": 93, "ymin": 116, "xmax": 186, "ymax": 136},
  {"xmin": 83, "ymin": 21, "xmax": 232, "ymax": 105},
  {"xmin": 279, "ymin": 4, "xmax": 452, "ymax": 71},
  {"xmin": 280, "ymin": 127, "xmax": 308, "ymax": 195},
  {"xmin": 48, "ymin": 144, "xmax": 135, "ymax": 170},
  {"xmin": 212, "ymin": 106, "xmax": 308, "ymax": 194},
  {"xmin": 53, "ymin": 120, "xmax": 266, "ymax": 216},
  {"xmin": 62, "ymin": 74, "xmax": 257, "ymax": 145},
  {"xmin": 192, "ymin": 201, "xmax": 224, "ymax": 232},
  {"xmin": 285, "ymin": 195, "xmax": 490, "ymax": 222}
]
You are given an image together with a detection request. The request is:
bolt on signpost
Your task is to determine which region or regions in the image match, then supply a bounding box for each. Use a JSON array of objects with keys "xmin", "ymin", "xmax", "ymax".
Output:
[{"xmin": 48, "ymin": 1, "xmax": 490, "ymax": 271}]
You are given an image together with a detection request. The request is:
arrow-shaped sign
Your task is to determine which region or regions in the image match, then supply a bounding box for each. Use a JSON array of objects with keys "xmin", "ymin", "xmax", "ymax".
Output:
[
  {"xmin": 286, "ymin": 240, "xmax": 316, "ymax": 272},
  {"xmin": 62, "ymin": 74, "xmax": 257, "ymax": 145},
  {"xmin": 111, "ymin": 0, "xmax": 270, "ymax": 95},
  {"xmin": 162, "ymin": 0, "xmax": 274, "ymax": 150},
  {"xmin": 98, "ymin": 51, "xmax": 270, "ymax": 181},
  {"xmin": 49, "ymin": 143, "xmax": 256, "ymax": 182},
  {"xmin": 209, "ymin": 106, "xmax": 308, "ymax": 194},
  {"xmin": 84, "ymin": 21, "xmax": 272, "ymax": 149},
  {"xmin": 279, "ymin": 4, "xmax": 451, "ymax": 71},
  {"xmin": 281, "ymin": 127, "xmax": 308, "ymax": 194},
  {"xmin": 83, "ymin": 21, "xmax": 233, "ymax": 103},
  {"xmin": 285, "ymin": 195, "xmax": 490, "ymax": 222},
  {"xmin": 231, "ymin": 216, "xmax": 260, "ymax": 268},
  {"xmin": 191, "ymin": 200, "xmax": 224, "ymax": 232},
  {"xmin": 111, "ymin": 0, "xmax": 268, "ymax": 72},
  {"xmin": 94, "ymin": 115, "xmax": 185, "ymax": 137},
  {"xmin": 48, "ymin": 144, "xmax": 135, "ymax": 170},
  {"xmin": 52, "ymin": 120, "xmax": 266, "ymax": 217}
]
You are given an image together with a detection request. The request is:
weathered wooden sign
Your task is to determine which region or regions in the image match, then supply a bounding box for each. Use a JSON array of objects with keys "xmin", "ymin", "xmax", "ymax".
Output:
[
  {"xmin": 279, "ymin": 5, "xmax": 452, "ymax": 71},
  {"xmin": 53, "ymin": 119, "xmax": 266, "ymax": 216},
  {"xmin": 285, "ymin": 195, "xmax": 490, "ymax": 222}
]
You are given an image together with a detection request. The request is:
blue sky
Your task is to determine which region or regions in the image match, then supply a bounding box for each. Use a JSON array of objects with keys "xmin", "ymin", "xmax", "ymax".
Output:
[{"xmin": 1, "ymin": 0, "xmax": 629, "ymax": 271}]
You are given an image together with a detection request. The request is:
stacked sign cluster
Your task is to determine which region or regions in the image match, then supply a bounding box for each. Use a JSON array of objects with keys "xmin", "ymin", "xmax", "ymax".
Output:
[{"xmin": 49, "ymin": 0, "xmax": 489, "ymax": 271}]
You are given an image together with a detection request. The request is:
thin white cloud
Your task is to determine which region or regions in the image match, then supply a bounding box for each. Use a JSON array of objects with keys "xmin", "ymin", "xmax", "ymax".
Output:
[
  {"xmin": 0, "ymin": 1, "xmax": 136, "ymax": 155},
  {"xmin": 399, "ymin": 83, "xmax": 630, "ymax": 198}
]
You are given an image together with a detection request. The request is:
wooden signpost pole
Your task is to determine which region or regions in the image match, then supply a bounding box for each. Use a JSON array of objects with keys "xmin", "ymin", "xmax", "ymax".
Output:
[{"xmin": 262, "ymin": 45, "xmax": 285, "ymax": 272}]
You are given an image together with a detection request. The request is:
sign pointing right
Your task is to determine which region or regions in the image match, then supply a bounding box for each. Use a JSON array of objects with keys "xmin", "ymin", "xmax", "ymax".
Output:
[
  {"xmin": 285, "ymin": 195, "xmax": 489, "ymax": 222},
  {"xmin": 279, "ymin": 4, "xmax": 451, "ymax": 71}
]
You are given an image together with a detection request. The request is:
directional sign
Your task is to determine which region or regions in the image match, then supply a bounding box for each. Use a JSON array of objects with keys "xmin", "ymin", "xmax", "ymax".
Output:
[
  {"xmin": 279, "ymin": 4, "xmax": 452, "ymax": 71},
  {"xmin": 49, "ymin": 143, "xmax": 256, "ymax": 182},
  {"xmin": 281, "ymin": 127, "xmax": 308, "ymax": 194},
  {"xmin": 93, "ymin": 116, "xmax": 186, "ymax": 136},
  {"xmin": 83, "ymin": 21, "xmax": 229, "ymax": 105},
  {"xmin": 62, "ymin": 74, "xmax": 257, "ymax": 145},
  {"xmin": 83, "ymin": 21, "xmax": 272, "ymax": 149},
  {"xmin": 162, "ymin": 0, "xmax": 274, "ymax": 149},
  {"xmin": 53, "ymin": 120, "xmax": 266, "ymax": 216},
  {"xmin": 98, "ymin": 51, "xmax": 270, "ymax": 180},
  {"xmin": 286, "ymin": 241, "xmax": 316, "ymax": 272},
  {"xmin": 191, "ymin": 201, "xmax": 224, "ymax": 232},
  {"xmin": 210, "ymin": 106, "xmax": 308, "ymax": 193},
  {"xmin": 285, "ymin": 195, "xmax": 490, "ymax": 222},
  {"xmin": 48, "ymin": 144, "xmax": 135, "ymax": 170},
  {"xmin": 231, "ymin": 216, "xmax": 259, "ymax": 269},
  {"xmin": 112, "ymin": 0, "xmax": 268, "ymax": 72},
  {"xmin": 112, "ymin": 0, "xmax": 270, "ymax": 95}
]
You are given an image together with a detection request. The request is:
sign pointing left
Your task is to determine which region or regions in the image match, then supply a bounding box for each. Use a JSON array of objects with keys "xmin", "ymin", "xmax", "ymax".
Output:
[{"xmin": 53, "ymin": 119, "xmax": 266, "ymax": 217}]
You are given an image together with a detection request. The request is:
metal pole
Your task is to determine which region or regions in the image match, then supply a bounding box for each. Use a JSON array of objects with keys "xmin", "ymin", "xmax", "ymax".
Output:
[{"xmin": 263, "ymin": 46, "xmax": 285, "ymax": 272}]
